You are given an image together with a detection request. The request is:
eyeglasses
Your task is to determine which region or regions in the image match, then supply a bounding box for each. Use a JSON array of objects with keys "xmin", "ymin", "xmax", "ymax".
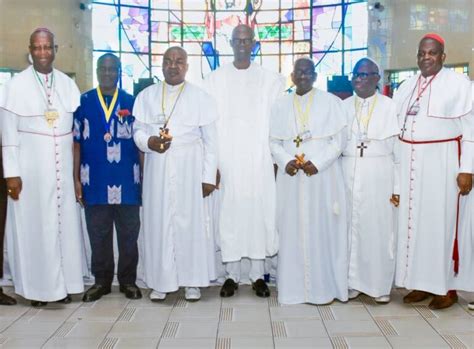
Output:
[
  {"xmin": 293, "ymin": 69, "xmax": 316, "ymax": 77},
  {"xmin": 231, "ymin": 38, "xmax": 253, "ymax": 45},
  {"xmin": 351, "ymin": 72, "xmax": 379, "ymax": 80}
]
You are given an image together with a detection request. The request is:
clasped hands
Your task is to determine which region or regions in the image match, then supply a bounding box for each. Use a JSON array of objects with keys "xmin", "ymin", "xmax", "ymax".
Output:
[
  {"xmin": 285, "ymin": 154, "xmax": 318, "ymax": 177},
  {"xmin": 148, "ymin": 128, "xmax": 173, "ymax": 154}
]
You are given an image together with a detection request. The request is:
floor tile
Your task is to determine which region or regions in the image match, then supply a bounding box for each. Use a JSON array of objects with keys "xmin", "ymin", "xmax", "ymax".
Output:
[
  {"xmin": 387, "ymin": 335, "xmax": 450, "ymax": 348},
  {"xmin": 174, "ymin": 320, "xmax": 218, "ymax": 338},
  {"xmin": 389, "ymin": 316, "xmax": 443, "ymax": 336},
  {"xmin": 1, "ymin": 321, "xmax": 63, "ymax": 339},
  {"xmin": 158, "ymin": 338, "xmax": 216, "ymax": 349},
  {"xmin": 270, "ymin": 304, "xmax": 320, "ymax": 320},
  {"xmin": 274, "ymin": 337, "xmax": 333, "ymax": 348},
  {"xmin": 427, "ymin": 317, "xmax": 474, "ymax": 334},
  {"xmin": 230, "ymin": 305, "xmax": 271, "ymax": 322},
  {"xmin": 429, "ymin": 303, "xmax": 473, "ymax": 318},
  {"xmin": 43, "ymin": 337, "xmax": 103, "ymax": 348},
  {"xmin": 113, "ymin": 337, "xmax": 160, "ymax": 348},
  {"xmin": 64, "ymin": 320, "xmax": 114, "ymax": 338},
  {"xmin": 0, "ymin": 338, "xmax": 47, "ymax": 348},
  {"xmin": 70, "ymin": 305, "xmax": 124, "ymax": 321},
  {"xmin": 344, "ymin": 336, "xmax": 392, "ymax": 348},
  {"xmin": 169, "ymin": 307, "xmax": 220, "ymax": 321},
  {"xmin": 226, "ymin": 337, "xmax": 274, "ymax": 348},
  {"xmin": 331, "ymin": 305, "xmax": 372, "ymax": 320},
  {"xmin": 456, "ymin": 333, "xmax": 474, "ymax": 348},
  {"xmin": 108, "ymin": 320, "xmax": 167, "ymax": 338},
  {"xmin": 17, "ymin": 307, "xmax": 77, "ymax": 323},
  {"xmin": 323, "ymin": 320, "xmax": 382, "ymax": 337},
  {"xmin": 218, "ymin": 320, "xmax": 272, "ymax": 337},
  {"xmin": 125, "ymin": 306, "xmax": 173, "ymax": 322},
  {"xmin": 282, "ymin": 319, "xmax": 328, "ymax": 338}
]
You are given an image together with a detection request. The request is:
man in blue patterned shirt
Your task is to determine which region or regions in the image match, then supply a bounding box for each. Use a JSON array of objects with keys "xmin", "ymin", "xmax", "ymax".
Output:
[{"xmin": 73, "ymin": 53, "xmax": 142, "ymax": 301}]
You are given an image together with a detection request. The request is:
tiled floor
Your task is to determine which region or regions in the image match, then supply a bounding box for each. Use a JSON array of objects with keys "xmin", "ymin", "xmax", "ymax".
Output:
[{"xmin": 0, "ymin": 286, "xmax": 473, "ymax": 348}]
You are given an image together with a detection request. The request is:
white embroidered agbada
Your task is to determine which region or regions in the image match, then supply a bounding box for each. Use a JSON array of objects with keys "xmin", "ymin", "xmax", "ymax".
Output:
[
  {"xmin": 394, "ymin": 68, "xmax": 474, "ymax": 295},
  {"xmin": 270, "ymin": 88, "xmax": 348, "ymax": 305},
  {"xmin": 204, "ymin": 62, "xmax": 285, "ymax": 262},
  {"xmin": 133, "ymin": 81, "xmax": 218, "ymax": 292},
  {"xmin": 342, "ymin": 93, "xmax": 400, "ymax": 298},
  {"xmin": 0, "ymin": 66, "xmax": 85, "ymax": 302}
]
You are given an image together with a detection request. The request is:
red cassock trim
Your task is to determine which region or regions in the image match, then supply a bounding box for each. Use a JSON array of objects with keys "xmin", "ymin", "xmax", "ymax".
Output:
[{"xmin": 399, "ymin": 135, "xmax": 462, "ymax": 274}]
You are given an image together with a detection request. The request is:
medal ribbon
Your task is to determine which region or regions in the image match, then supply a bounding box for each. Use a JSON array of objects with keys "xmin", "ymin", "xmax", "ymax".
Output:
[
  {"xmin": 293, "ymin": 89, "xmax": 315, "ymax": 132},
  {"xmin": 161, "ymin": 82, "xmax": 186, "ymax": 128},
  {"xmin": 354, "ymin": 94, "xmax": 377, "ymax": 136},
  {"xmin": 97, "ymin": 87, "xmax": 119, "ymax": 123}
]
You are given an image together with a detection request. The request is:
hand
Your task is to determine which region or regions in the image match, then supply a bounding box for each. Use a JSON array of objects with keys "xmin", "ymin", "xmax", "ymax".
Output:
[
  {"xmin": 302, "ymin": 161, "xmax": 318, "ymax": 177},
  {"xmin": 216, "ymin": 169, "xmax": 221, "ymax": 189},
  {"xmin": 285, "ymin": 160, "xmax": 301, "ymax": 176},
  {"xmin": 148, "ymin": 136, "xmax": 171, "ymax": 154},
  {"xmin": 457, "ymin": 173, "xmax": 473, "ymax": 195},
  {"xmin": 6, "ymin": 177, "xmax": 22, "ymax": 200},
  {"xmin": 202, "ymin": 183, "xmax": 216, "ymax": 198},
  {"xmin": 390, "ymin": 194, "xmax": 400, "ymax": 207},
  {"xmin": 74, "ymin": 180, "xmax": 84, "ymax": 206}
]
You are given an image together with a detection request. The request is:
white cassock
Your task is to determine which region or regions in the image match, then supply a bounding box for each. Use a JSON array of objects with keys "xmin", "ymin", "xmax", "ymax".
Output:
[
  {"xmin": 133, "ymin": 81, "xmax": 218, "ymax": 292},
  {"xmin": 0, "ymin": 66, "xmax": 85, "ymax": 301},
  {"xmin": 394, "ymin": 68, "xmax": 474, "ymax": 295},
  {"xmin": 451, "ymin": 83, "xmax": 474, "ymax": 292},
  {"xmin": 204, "ymin": 63, "xmax": 285, "ymax": 264},
  {"xmin": 342, "ymin": 93, "xmax": 400, "ymax": 298},
  {"xmin": 270, "ymin": 88, "xmax": 348, "ymax": 305}
]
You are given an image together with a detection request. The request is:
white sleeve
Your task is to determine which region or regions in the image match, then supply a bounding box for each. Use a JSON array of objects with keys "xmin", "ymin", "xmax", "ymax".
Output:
[{"xmin": 1, "ymin": 108, "xmax": 21, "ymax": 178}]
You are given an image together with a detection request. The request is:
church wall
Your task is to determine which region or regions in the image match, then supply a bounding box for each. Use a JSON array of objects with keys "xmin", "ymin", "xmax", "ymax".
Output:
[
  {"xmin": 0, "ymin": 0, "xmax": 93, "ymax": 91},
  {"xmin": 368, "ymin": 0, "xmax": 473, "ymax": 79}
]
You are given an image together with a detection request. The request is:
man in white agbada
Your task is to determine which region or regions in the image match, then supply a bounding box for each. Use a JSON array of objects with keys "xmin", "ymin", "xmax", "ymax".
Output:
[
  {"xmin": 0, "ymin": 28, "xmax": 84, "ymax": 306},
  {"xmin": 270, "ymin": 58, "xmax": 348, "ymax": 305},
  {"xmin": 133, "ymin": 47, "xmax": 218, "ymax": 301},
  {"xmin": 394, "ymin": 33, "xmax": 473, "ymax": 310},
  {"xmin": 342, "ymin": 58, "xmax": 400, "ymax": 304},
  {"xmin": 204, "ymin": 24, "xmax": 285, "ymax": 298}
]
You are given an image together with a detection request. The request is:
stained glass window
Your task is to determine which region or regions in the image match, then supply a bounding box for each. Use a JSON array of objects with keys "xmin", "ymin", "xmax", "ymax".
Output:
[{"xmin": 92, "ymin": 0, "xmax": 368, "ymax": 93}]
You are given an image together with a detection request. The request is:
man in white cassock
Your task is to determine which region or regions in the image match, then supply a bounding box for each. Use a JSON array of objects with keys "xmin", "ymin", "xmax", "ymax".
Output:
[
  {"xmin": 204, "ymin": 24, "xmax": 285, "ymax": 298},
  {"xmin": 270, "ymin": 58, "xmax": 348, "ymax": 305},
  {"xmin": 133, "ymin": 47, "xmax": 218, "ymax": 302},
  {"xmin": 452, "ymin": 82, "xmax": 474, "ymax": 310},
  {"xmin": 342, "ymin": 58, "xmax": 400, "ymax": 304},
  {"xmin": 0, "ymin": 28, "xmax": 84, "ymax": 306},
  {"xmin": 394, "ymin": 33, "xmax": 473, "ymax": 310}
]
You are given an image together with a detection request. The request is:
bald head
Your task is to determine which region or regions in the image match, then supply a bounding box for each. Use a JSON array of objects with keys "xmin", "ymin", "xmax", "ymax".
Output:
[
  {"xmin": 230, "ymin": 24, "xmax": 255, "ymax": 68},
  {"xmin": 351, "ymin": 58, "xmax": 380, "ymax": 99},
  {"xmin": 232, "ymin": 24, "xmax": 255, "ymax": 41},
  {"xmin": 292, "ymin": 57, "xmax": 317, "ymax": 96},
  {"xmin": 29, "ymin": 28, "xmax": 57, "ymax": 74},
  {"xmin": 30, "ymin": 28, "xmax": 55, "ymax": 46},
  {"xmin": 162, "ymin": 46, "xmax": 188, "ymax": 85}
]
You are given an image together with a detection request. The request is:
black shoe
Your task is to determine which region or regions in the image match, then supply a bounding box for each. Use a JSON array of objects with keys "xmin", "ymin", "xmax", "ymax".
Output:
[
  {"xmin": 252, "ymin": 279, "xmax": 270, "ymax": 298},
  {"xmin": 119, "ymin": 284, "xmax": 142, "ymax": 300},
  {"xmin": 82, "ymin": 284, "xmax": 111, "ymax": 302},
  {"xmin": 0, "ymin": 288, "xmax": 16, "ymax": 306},
  {"xmin": 220, "ymin": 279, "xmax": 238, "ymax": 297},
  {"xmin": 57, "ymin": 295, "xmax": 72, "ymax": 304},
  {"xmin": 31, "ymin": 300, "xmax": 48, "ymax": 307}
]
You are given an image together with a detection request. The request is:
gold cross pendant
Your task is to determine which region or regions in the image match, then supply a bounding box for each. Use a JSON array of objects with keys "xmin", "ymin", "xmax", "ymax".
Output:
[{"xmin": 293, "ymin": 135, "xmax": 303, "ymax": 148}]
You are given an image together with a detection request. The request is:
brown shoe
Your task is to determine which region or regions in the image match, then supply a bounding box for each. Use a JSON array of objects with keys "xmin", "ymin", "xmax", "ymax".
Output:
[
  {"xmin": 429, "ymin": 291, "xmax": 458, "ymax": 310},
  {"xmin": 403, "ymin": 290, "xmax": 431, "ymax": 303},
  {"xmin": 0, "ymin": 288, "xmax": 16, "ymax": 306}
]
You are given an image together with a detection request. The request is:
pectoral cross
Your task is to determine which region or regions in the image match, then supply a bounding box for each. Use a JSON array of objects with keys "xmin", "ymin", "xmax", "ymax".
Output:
[
  {"xmin": 293, "ymin": 135, "xmax": 303, "ymax": 148},
  {"xmin": 357, "ymin": 142, "xmax": 367, "ymax": 157}
]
